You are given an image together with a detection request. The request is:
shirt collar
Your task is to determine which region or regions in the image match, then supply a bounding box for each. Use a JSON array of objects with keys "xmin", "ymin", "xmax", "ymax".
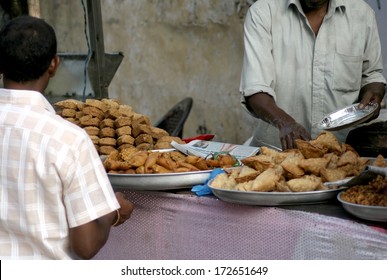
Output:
[
  {"xmin": 288, "ymin": 0, "xmax": 346, "ymax": 15},
  {"xmin": 0, "ymin": 88, "xmax": 56, "ymax": 113}
]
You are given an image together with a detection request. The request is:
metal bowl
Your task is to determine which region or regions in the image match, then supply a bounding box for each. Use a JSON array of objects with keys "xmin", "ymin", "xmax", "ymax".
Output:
[
  {"xmin": 316, "ymin": 103, "xmax": 378, "ymax": 131},
  {"xmin": 337, "ymin": 191, "xmax": 387, "ymax": 222}
]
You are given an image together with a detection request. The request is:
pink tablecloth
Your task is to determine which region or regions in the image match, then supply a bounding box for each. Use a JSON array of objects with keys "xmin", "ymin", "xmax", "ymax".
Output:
[{"xmin": 94, "ymin": 191, "xmax": 387, "ymax": 260}]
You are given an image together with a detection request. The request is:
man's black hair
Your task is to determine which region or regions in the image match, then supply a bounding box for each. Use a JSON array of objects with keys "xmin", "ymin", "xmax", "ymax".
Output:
[{"xmin": 0, "ymin": 15, "xmax": 57, "ymax": 82}]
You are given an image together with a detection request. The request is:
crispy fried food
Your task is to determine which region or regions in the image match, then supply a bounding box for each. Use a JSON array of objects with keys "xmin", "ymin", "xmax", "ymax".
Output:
[
  {"xmin": 235, "ymin": 166, "xmax": 260, "ymax": 183},
  {"xmin": 373, "ymin": 155, "xmax": 387, "ymax": 167},
  {"xmin": 103, "ymin": 158, "xmax": 131, "ymax": 171},
  {"xmin": 295, "ymin": 139, "xmax": 328, "ymax": 159},
  {"xmin": 144, "ymin": 152, "xmax": 161, "ymax": 173},
  {"xmin": 175, "ymin": 161, "xmax": 200, "ymax": 172},
  {"xmin": 286, "ymin": 175, "xmax": 322, "ymax": 192},
  {"xmin": 123, "ymin": 150, "xmax": 149, "ymax": 167},
  {"xmin": 299, "ymin": 157, "xmax": 329, "ymax": 176},
  {"xmin": 156, "ymin": 157, "xmax": 177, "ymax": 171},
  {"xmin": 249, "ymin": 166, "xmax": 282, "ymax": 192},
  {"xmin": 320, "ymin": 167, "xmax": 347, "ymax": 182},
  {"xmin": 280, "ymin": 155, "xmax": 304, "ymax": 179},
  {"xmin": 218, "ymin": 154, "xmax": 237, "ymax": 168},
  {"xmin": 241, "ymin": 154, "xmax": 275, "ymax": 172},
  {"xmin": 311, "ymin": 131, "xmax": 342, "ymax": 154},
  {"xmin": 210, "ymin": 173, "xmax": 236, "ymax": 190},
  {"xmin": 151, "ymin": 164, "xmax": 172, "ymax": 173}
]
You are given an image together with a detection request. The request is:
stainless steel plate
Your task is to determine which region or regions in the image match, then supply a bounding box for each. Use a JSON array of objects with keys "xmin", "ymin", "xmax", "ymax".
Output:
[
  {"xmin": 316, "ymin": 103, "xmax": 378, "ymax": 131},
  {"xmin": 208, "ymin": 179, "xmax": 346, "ymax": 206},
  {"xmin": 108, "ymin": 170, "xmax": 212, "ymax": 190},
  {"xmin": 337, "ymin": 191, "xmax": 387, "ymax": 222}
]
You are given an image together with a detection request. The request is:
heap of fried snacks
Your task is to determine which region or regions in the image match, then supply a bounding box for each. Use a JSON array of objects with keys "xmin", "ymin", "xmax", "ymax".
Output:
[
  {"xmin": 55, "ymin": 98, "xmax": 186, "ymax": 155},
  {"xmin": 211, "ymin": 131, "xmax": 375, "ymax": 193},
  {"xmin": 103, "ymin": 148, "xmax": 238, "ymax": 174}
]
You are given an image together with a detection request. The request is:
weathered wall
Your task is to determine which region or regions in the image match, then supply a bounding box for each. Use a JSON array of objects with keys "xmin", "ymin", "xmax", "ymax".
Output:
[
  {"xmin": 3, "ymin": 0, "xmax": 385, "ymax": 144},
  {"xmin": 39, "ymin": 0, "xmax": 256, "ymax": 144}
]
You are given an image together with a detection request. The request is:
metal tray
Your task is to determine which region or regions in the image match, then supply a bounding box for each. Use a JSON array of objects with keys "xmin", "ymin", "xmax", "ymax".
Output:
[
  {"xmin": 108, "ymin": 170, "xmax": 212, "ymax": 190},
  {"xmin": 337, "ymin": 191, "xmax": 387, "ymax": 222},
  {"xmin": 316, "ymin": 103, "xmax": 378, "ymax": 131},
  {"xmin": 208, "ymin": 179, "xmax": 346, "ymax": 206}
]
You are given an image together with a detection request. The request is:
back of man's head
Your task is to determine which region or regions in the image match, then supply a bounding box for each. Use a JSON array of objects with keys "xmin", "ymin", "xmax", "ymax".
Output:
[{"xmin": 0, "ymin": 15, "xmax": 57, "ymax": 83}]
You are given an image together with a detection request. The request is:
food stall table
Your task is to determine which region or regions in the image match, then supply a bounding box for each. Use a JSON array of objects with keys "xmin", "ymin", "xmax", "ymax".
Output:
[{"xmin": 93, "ymin": 190, "xmax": 387, "ymax": 260}]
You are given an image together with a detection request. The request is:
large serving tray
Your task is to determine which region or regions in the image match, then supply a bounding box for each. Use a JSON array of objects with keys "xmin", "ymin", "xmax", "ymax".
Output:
[
  {"xmin": 208, "ymin": 179, "xmax": 347, "ymax": 206},
  {"xmin": 108, "ymin": 170, "xmax": 212, "ymax": 190}
]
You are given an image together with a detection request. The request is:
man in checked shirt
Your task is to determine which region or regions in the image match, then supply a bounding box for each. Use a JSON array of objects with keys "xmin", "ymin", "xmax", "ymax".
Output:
[{"xmin": 0, "ymin": 15, "xmax": 134, "ymax": 259}]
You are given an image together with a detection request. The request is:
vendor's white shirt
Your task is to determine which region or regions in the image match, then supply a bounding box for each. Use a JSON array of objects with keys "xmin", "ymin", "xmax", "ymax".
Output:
[
  {"xmin": 0, "ymin": 89, "xmax": 119, "ymax": 259},
  {"xmin": 240, "ymin": 0, "xmax": 386, "ymax": 148}
]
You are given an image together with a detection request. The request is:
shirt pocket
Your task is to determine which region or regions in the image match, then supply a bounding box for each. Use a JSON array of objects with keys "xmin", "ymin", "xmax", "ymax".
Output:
[{"xmin": 332, "ymin": 52, "xmax": 362, "ymax": 92}]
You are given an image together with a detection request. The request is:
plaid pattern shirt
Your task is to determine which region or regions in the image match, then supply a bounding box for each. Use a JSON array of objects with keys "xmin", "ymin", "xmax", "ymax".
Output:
[{"xmin": 0, "ymin": 89, "xmax": 119, "ymax": 259}]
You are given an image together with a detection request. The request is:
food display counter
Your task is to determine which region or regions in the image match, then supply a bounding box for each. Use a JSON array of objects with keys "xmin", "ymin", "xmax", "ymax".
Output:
[{"xmin": 93, "ymin": 189, "xmax": 387, "ymax": 260}]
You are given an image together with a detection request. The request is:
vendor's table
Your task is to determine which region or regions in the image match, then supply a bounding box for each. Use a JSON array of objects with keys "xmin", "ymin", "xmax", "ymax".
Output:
[{"xmin": 93, "ymin": 190, "xmax": 387, "ymax": 260}]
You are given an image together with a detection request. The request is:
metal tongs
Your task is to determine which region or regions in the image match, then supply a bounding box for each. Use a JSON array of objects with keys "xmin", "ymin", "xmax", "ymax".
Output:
[{"xmin": 342, "ymin": 165, "xmax": 387, "ymax": 187}]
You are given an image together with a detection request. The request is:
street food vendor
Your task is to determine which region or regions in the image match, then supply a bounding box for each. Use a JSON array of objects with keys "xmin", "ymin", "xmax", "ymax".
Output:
[
  {"xmin": 239, "ymin": 0, "xmax": 386, "ymax": 150},
  {"xmin": 0, "ymin": 15, "xmax": 134, "ymax": 259}
]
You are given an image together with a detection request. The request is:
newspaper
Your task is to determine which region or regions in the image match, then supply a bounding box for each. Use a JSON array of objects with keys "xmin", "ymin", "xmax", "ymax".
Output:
[{"xmin": 170, "ymin": 140, "xmax": 260, "ymax": 160}]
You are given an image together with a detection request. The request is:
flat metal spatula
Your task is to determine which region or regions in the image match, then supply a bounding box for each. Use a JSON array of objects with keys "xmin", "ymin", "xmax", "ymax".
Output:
[{"xmin": 343, "ymin": 166, "xmax": 387, "ymax": 187}]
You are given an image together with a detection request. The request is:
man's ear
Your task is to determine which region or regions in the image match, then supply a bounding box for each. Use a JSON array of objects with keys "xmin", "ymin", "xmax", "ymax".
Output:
[{"xmin": 48, "ymin": 55, "xmax": 60, "ymax": 78}]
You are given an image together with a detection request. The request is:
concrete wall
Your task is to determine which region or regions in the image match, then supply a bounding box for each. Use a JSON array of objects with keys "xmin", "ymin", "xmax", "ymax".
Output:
[
  {"xmin": 39, "ymin": 0, "xmax": 254, "ymax": 144},
  {"xmin": 9, "ymin": 0, "xmax": 387, "ymax": 144}
]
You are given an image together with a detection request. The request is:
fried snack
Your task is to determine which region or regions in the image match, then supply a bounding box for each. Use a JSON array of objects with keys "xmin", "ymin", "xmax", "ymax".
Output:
[
  {"xmin": 156, "ymin": 157, "xmax": 177, "ymax": 171},
  {"xmin": 118, "ymin": 146, "xmax": 138, "ymax": 161},
  {"xmin": 211, "ymin": 173, "xmax": 236, "ymax": 190},
  {"xmin": 154, "ymin": 141, "xmax": 173, "ymax": 149},
  {"xmin": 89, "ymin": 135, "xmax": 100, "ymax": 145},
  {"xmin": 103, "ymin": 157, "xmax": 132, "ymax": 171},
  {"xmin": 118, "ymin": 104, "xmax": 134, "ymax": 117},
  {"xmin": 99, "ymin": 137, "xmax": 116, "ymax": 147},
  {"xmin": 116, "ymin": 126, "xmax": 132, "ymax": 137},
  {"xmin": 131, "ymin": 124, "xmax": 152, "ymax": 138},
  {"xmin": 194, "ymin": 158, "xmax": 210, "ymax": 170},
  {"xmin": 79, "ymin": 115, "xmax": 101, "ymax": 127},
  {"xmin": 286, "ymin": 175, "xmax": 322, "ymax": 192},
  {"xmin": 311, "ymin": 131, "xmax": 342, "ymax": 154},
  {"xmin": 320, "ymin": 167, "xmax": 347, "ymax": 182},
  {"xmin": 101, "ymin": 98, "xmax": 120, "ymax": 109},
  {"xmin": 82, "ymin": 105, "xmax": 105, "ymax": 120},
  {"xmin": 295, "ymin": 139, "xmax": 328, "ymax": 159},
  {"xmin": 117, "ymin": 134, "xmax": 135, "ymax": 146},
  {"xmin": 337, "ymin": 150, "xmax": 359, "ymax": 167},
  {"xmin": 99, "ymin": 145, "xmax": 117, "ymax": 155},
  {"xmin": 280, "ymin": 155, "xmax": 304, "ymax": 179},
  {"xmin": 99, "ymin": 127, "xmax": 115, "ymax": 138},
  {"xmin": 117, "ymin": 143, "xmax": 136, "ymax": 152},
  {"xmin": 144, "ymin": 152, "xmax": 161, "ymax": 173},
  {"xmin": 324, "ymin": 153, "xmax": 339, "ymax": 169},
  {"xmin": 241, "ymin": 154, "xmax": 275, "ymax": 173},
  {"xmin": 148, "ymin": 127, "xmax": 169, "ymax": 139},
  {"xmin": 175, "ymin": 161, "xmax": 200, "ymax": 172},
  {"xmin": 299, "ymin": 157, "xmax": 329, "ymax": 176},
  {"xmin": 83, "ymin": 126, "xmax": 100, "ymax": 136},
  {"xmin": 249, "ymin": 166, "xmax": 282, "ymax": 192},
  {"xmin": 275, "ymin": 178, "xmax": 292, "ymax": 192},
  {"xmin": 85, "ymin": 98, "xmax": 108, "ymax": 113},
  {"xmin": 100, "ymin": 118, "xmax": 115, "ymax": 128},
  {"xmin": 373, "ymin": 155, "xmax": 387, "ymax": 167},
  {"xmin": 54, "ymin": 99, "xmax": 83, "ymax": 110},
  {"xmin": 135, "ymin": 134, "xmax": 153, "ymax": 145},
  {"xmin": 151, "ymin": 164, "xmax": 172, "ymax": 173},
  {"xmin": 123, "ymin": 150, "xmax": 148, "ymax": 167},
  {"xmin": 218, "ymin": 154, "xmax": 237, "ymax": 168},
  {"xmin": 114, "ymin": 116, "xmax": 132, "ymax": 128},
  {"xmin": 105, "ymin": 108, "xmax": 121, "ymax": 120},
  {"xmin": 136, "ymin": 143, "xmax": 153, "ymax": 150},
  {"xmin": 61, "ymin": 108, "xmax": 77, "ymax": 118},
  {"xmin": 235, "ymin": 166, "xmax": 260, "ymax": 183}
]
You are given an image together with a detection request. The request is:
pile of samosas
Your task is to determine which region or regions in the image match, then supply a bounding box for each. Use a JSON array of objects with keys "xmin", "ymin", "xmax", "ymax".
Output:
[
  {"xmin": 211, "ymin": 131, "xmax": 375, "ymax": 193},
  {"xmin": 103, "ymin": 147, "xmax": 238, "ymax": 174}
]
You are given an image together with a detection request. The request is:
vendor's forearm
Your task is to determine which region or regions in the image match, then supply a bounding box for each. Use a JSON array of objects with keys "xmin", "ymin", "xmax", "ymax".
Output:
[{"xmin": 246, "ymin": 92, "xmax": 297, "ymax": 129}]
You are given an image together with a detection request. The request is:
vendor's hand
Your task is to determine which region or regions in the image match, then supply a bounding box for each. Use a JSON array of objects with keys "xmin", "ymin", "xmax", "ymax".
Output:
[
  {"xmin": 114, "ymin": 192, "xmax": 134, "ymax": 226},
  {"xmin": 278, "ymin": 121, "xmax": 311, "ymax": 150},
  {"xmin": 358, "ymin": 82, "xmax": 386, "ymax": 122}
]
